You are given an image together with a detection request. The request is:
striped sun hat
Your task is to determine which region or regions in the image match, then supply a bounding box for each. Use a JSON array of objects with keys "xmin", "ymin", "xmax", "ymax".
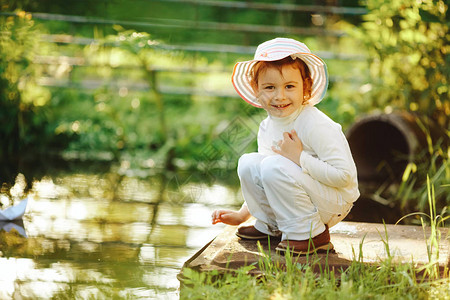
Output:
[{"xmin": 231, "ymin": 38, "xmax": 328, "ymax": 108}]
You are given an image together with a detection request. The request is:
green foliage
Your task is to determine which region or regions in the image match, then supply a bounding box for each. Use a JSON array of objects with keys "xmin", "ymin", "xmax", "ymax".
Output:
[
  {"xmin": 354, "ymin": 0, "xmax": 449, "ymax": 126},
  {"xmin": 106, "ymin": 27, "xmax": 169, "ymax": 146},
  {"xmin": 0, "ymin": 11, "xmax": 71, "ymax": 161},
  {"xmin": 41, "ymin": 26, "xmax": 260, "ymax": 170},
  {"xmin": 397, "ymin": 177, "xmax": 450, "ymax": 280},
  {"xmin": 395, "ymin": 124, "xmax": 449, "ymax": 214},
  {"xmin": 0, "ymin": 12, "xmax": 47, "ymax": 105}
]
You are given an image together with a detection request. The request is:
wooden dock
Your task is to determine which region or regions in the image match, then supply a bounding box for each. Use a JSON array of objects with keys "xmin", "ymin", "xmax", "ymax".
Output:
[{"xmin": 180, "ymin": 221, "xmax": 449, "ymax": 277}]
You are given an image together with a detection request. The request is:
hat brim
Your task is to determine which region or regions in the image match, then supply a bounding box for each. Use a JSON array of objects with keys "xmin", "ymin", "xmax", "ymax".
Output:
[{"xmin": 231, "ymin": 52, "xmax": 328, "ymax": 107}]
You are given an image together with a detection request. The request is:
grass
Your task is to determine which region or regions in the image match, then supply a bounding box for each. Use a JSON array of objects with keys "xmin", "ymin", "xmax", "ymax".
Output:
[
  {"xmin": 180, "ymin": 179, "xmax": 450, "ymax": 300},
  {"xmin": 395, "ymin": 126, "xmax": 449, "ymax": 214},
  {"xmin": 181, "ymin": 253, "xmax": 449, "ymax": 299}
]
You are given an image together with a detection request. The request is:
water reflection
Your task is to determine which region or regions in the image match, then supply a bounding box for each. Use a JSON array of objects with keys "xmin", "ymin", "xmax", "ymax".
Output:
[{"xmin": 0, "ymin": 169, "xmax": 241, "ymax": 299}]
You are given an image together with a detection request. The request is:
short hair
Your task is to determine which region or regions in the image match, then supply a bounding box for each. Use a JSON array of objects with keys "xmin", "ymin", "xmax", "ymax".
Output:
[{"xmin": 249, "ymin": 57, "xmax": 313, "ymax": 101}]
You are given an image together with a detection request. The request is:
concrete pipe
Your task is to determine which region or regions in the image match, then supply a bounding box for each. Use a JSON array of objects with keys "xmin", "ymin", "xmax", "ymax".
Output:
[{"xmin": 346, "ymin": 112, "xmax": 431, "ymax": 183}]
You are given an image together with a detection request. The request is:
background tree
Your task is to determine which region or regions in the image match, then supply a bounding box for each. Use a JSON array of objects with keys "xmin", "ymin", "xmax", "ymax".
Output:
[
  {"xmin": 355, "ymin": 0, "xmax": 448, "ymax": 127},
  {"xmin": 0, "ymin": 12, "xmax": 53, "ymax": 161}
]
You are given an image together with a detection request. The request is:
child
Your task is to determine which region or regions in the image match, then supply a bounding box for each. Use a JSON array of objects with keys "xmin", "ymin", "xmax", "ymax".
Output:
[{"xmin": 211, "ymin": 38, "xmax": 359, "ymax": 254}]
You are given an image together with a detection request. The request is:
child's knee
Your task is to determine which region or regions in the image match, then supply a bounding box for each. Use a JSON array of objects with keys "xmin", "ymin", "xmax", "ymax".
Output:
[
  {"xmin": 237, "ymin": 153, "xmax": 263, "ymax": 178},
  {"xmin": 260, "ymin": 155, "xmax": 282, "ymax": 182},
  {"xmin": 260, "ymin": 155, "xmax": 298, "ymax": 184}
]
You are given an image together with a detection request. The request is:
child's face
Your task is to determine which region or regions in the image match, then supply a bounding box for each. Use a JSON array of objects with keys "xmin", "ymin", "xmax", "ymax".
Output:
[{"xmin": 256, "ymin": 65, "xmax": 305, "ymax": 118}]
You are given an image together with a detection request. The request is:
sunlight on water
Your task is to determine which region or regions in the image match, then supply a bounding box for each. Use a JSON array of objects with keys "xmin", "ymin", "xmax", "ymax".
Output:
[
  {"xmin": 67, "ymin": 201, "xmax": 89, "ymax": 220},
  {"xmin": 0, "ymin": 172, "xmax": 240, "ymax": 299},
  {"xmin": 0, "ymin": 258, "xmax": 117, "ymax": 299},
  {"xmin": 32, "ymin": 177, "xmax": 70, "ymax": 199}
]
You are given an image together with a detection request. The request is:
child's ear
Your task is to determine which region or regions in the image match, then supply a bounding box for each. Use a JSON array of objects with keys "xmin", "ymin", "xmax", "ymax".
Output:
[{"xmin": 303, "ymin": 77, "xmax": 313, "ymax": 103}]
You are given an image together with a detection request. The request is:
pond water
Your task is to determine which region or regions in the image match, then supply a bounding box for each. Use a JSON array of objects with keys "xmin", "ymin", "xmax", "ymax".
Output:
[{"xmin": 0, "ymin": 170, "xmax": 241, "ymax": 299}]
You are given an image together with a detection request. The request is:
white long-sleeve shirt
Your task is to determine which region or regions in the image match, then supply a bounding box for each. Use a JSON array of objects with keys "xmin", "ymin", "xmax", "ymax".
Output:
[{"xmin": 257, "ymin": 105, "xmax": 360, "ymax": 203}]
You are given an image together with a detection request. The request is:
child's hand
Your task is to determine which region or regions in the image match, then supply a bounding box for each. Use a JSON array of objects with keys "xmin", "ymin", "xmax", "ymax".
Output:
[
  {"xmin": 211, "ymin": 209, "xmax": 249, "ymax": 225},
  {"xmin": 272, "ymin": 129, "xmax": 303, "ymax": 166}
]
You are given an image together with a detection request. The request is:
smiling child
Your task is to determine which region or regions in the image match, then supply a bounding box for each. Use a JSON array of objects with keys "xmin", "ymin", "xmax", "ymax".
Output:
[{"xmin": 211, "ymin": 38, "xmax": 359, "ymax": 254}]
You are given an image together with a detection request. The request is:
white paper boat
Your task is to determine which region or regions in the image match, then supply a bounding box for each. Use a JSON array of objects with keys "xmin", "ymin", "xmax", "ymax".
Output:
[{"xmin": 0, "ymin": 198, "xmax": 28, "ymax": 221}]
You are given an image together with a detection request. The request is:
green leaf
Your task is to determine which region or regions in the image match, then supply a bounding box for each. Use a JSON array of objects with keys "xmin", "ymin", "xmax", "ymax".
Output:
[{"xmin": 419, "ymin": 9, "xmax": 441, "ymax": 23}]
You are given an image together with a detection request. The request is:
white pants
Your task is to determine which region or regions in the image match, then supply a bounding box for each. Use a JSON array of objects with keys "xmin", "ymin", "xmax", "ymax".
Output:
[{"xmin": 238, "ymin": 153, "xmax": 353, "ymax": 241}]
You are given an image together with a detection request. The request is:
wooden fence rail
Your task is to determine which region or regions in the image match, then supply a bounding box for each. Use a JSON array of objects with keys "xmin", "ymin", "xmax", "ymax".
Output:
[
  {"xmin": 146, "ymin": 0, "xmax": 368, "ymax": 15},
  {"xmin": 1, "ymin": 12, "xmax": 345, "ymax": 37},
  {"xmin": 38, "ymin": 35, "xmax": 366, "ymax": 60}
]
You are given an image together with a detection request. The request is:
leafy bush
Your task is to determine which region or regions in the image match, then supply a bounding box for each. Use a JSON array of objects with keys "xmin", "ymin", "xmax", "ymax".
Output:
[
  {"xmin": 0, "ymin": 11, "xmax": 70, "ymax": 161},
  {"xmin": 354, "ymin": 0, "xmax": 448, "ymax": 126}
]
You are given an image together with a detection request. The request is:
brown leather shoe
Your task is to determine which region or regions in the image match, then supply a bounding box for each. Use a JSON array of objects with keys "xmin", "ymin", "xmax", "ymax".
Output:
[
  {"xmin": 236, "ymin": 225, "xmax": 269, "ymax": 240},
  {"xmin": 275, "ymin": 226, "xmax": 334, "ymax": 255}
]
